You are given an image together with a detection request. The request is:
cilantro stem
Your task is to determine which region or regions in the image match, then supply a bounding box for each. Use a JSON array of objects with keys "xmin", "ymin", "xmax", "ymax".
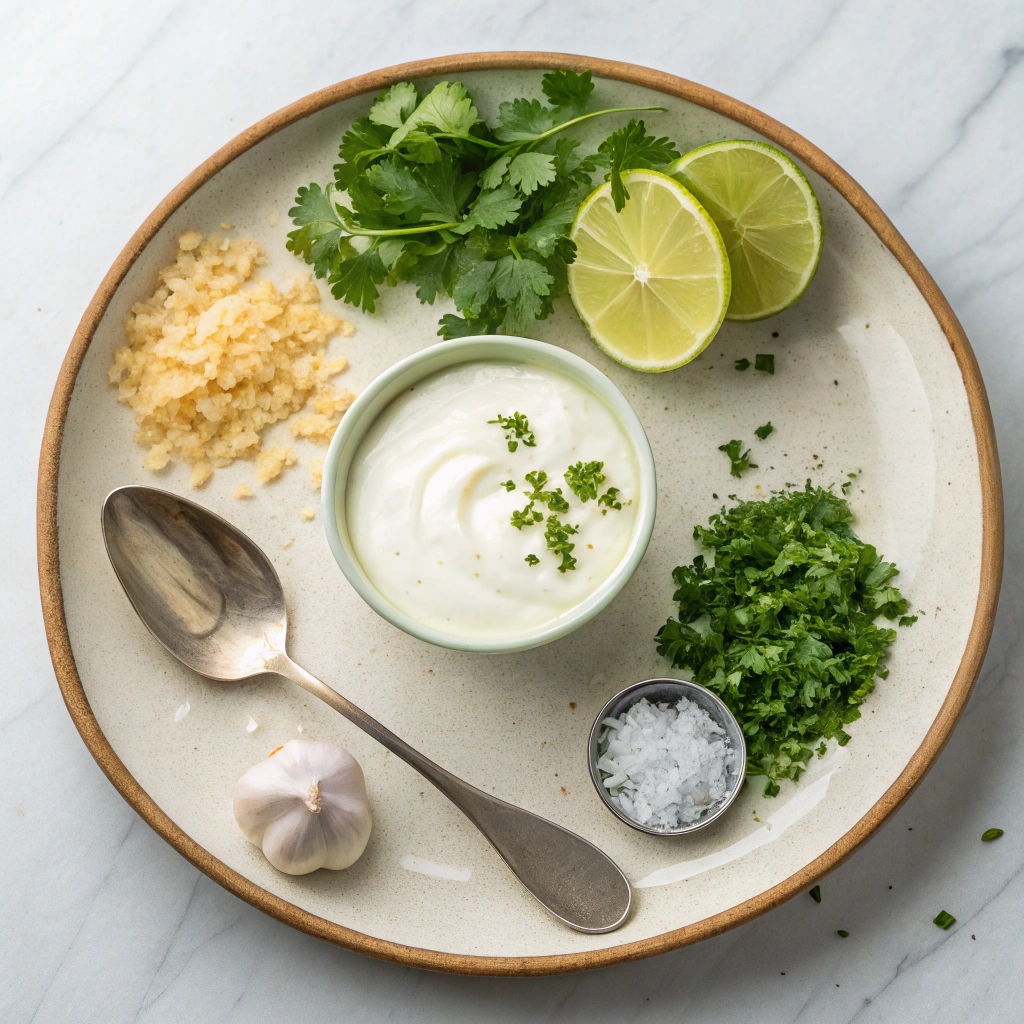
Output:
[
  {"xmin": 508, "ymin": 236, "xmax": 522, "ymax": 260},
  {"xmin": 523, "ymin": 106, "xmax": 667, "ymax": 148},
  {"xmin": 341, "ymin": 221, "xmax": 463, "ymax": 238}
]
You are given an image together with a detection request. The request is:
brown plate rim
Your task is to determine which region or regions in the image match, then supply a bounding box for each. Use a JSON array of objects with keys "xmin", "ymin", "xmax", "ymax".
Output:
[{"xmin": 36, "ymin": 51, "xmax": 1004, "ymax": 976}]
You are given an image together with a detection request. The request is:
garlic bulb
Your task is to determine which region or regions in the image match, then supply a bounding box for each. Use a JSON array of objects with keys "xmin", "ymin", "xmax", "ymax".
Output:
[{"xmin": 233, "ymin": 739, "xmax": 372, "ymax": 875}]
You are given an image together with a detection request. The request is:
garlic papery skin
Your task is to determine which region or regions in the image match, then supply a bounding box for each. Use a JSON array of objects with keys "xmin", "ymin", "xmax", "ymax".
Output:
[{"xmin": 232, "ymin": 739, "xmax": 372, "ymax": 875}]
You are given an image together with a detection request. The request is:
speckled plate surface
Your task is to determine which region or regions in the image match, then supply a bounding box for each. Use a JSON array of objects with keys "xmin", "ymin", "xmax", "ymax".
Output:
[{"xmin": 38, "ymin": 54, "xmax": 1002, "ymax": 975}]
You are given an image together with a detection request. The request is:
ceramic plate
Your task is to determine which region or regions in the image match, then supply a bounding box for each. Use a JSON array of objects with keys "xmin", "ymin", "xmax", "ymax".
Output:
[{"xmin": 38, "ymin": 54, "xmax": 1002, "ymax": 975}]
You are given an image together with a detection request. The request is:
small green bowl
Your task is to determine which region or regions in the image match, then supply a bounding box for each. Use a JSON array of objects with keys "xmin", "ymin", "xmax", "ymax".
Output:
[{"xmin": 321, "ymin": 336, "xmax": 657, "ymax": 653}]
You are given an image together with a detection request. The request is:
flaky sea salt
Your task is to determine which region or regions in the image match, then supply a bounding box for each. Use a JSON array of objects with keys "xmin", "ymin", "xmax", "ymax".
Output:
[{"xmin": 597, "ymin": 696, "xmax": 739, "ymax": 831}]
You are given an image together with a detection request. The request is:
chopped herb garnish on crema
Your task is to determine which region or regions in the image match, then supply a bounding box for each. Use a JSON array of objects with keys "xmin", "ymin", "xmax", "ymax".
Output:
[
  {"xmin": 489, "ymin": 411, "xmax": 536, "ymax": 452},
  {"xmin": 564, "ymin": 461, "xmax": 606, "ymax": 502}
]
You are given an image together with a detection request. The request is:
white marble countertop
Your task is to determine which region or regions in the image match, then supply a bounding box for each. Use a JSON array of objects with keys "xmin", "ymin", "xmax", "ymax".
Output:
[{"xmin": 3, "ymin": 1, "xmax": 1022, "ymax": 1020}]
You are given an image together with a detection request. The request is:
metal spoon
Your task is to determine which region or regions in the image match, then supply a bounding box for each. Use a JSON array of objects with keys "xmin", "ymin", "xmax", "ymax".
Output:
[{"xmin": 101, "ymin": 485, "xmax": 632, "ymax": 933}]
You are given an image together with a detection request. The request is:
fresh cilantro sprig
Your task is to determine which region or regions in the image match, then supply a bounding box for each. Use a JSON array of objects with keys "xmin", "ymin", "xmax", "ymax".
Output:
[
  {"xmin": 288, "ymin": 70, "xmax": 674, "ymax": 337},
  {"xmin": 655, "ymin": 484, "xmax": 912, "ymax": 795}
]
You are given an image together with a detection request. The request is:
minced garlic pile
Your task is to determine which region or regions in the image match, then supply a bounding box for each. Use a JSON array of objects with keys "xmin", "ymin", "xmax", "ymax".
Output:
[{"xmin": 109, "ymin": 230, "xmax": 353, "ymax": 487}]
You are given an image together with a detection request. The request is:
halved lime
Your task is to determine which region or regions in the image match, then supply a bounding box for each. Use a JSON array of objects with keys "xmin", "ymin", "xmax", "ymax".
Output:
[
  {"xmin": 668, "ymin": 140, "xmax": 823, "ymax": 321},
  {"xmin": 567, "ymin": 169, "xmax": 731, "ymax": 372}
]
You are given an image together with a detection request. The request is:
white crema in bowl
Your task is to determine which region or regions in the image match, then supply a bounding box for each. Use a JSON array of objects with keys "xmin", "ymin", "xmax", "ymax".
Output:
[{"xmin": 345, "ymin": 360, "xmax": 641, "ymax": 642}]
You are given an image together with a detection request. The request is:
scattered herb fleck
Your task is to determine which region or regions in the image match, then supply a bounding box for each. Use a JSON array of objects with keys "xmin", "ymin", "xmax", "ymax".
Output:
[
  {"xmin": 510, "ymin": 501, "xmax": 543, "ymax": 529},
  {"xmin": 755, "ymin": 422, "xmax": 774, "ymax": 441},
  {"xmin": 810, "ymin": 885, "xmax": 822, "ymax": 903},
  {"xmin": 755, "ymin": 353, "xmax": 775, "ymax": 374},
  {"xmin": 525, "ymin": 469, "xmax": 569, "ymax": 512},
  {"xmin": 898, "ymin": 615, "xmax": 918, "ymax": 627},
  {"xmin": 564, "ymin": 460, "xmax": 606, "ymax": 502},
  {"xmin": 719, "ymin": 439, "xmax": 757, "ymax": 478},
  {"xmin": 982, "ymin": 828, "xmax": 1004, "ymax": 842},
  {"xmin": 501, "ymin": 479, "xmax": 516, "ymax": 491},
  {"xmin": 489, "ymin": 411, "xmax": 536, "ymax": 452},
  {"xmin": 655, "ymin": 483, "xmax": 910, "ymax": 795},
  {"xmin": 837, "ymin": 930, "xmax": 849, "ymax": 938},
  {"xmin": 524, "ymin": 553, "xmax": 540, "ymax": 566},
  {"xmin": 933, "ymin": 911, "xmax": 956, "ymax": 930},
  {"xmin": 734, "ymin": 358, "xmax": 751, "ymax": 371},
  {"xmin": 544, "ymin": 514, "xmax": 579, "ymax": 572},
  {"xmin": 598, "ymin": 486, "xmax": 623, "ymax": 511}
]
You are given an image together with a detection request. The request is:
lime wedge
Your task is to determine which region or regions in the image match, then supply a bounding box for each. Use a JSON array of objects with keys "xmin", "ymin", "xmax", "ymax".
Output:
[
  {"xmin": 568, "ymin": 169, "xmax": 731, "ymax": 372},
  {"xmin": 668, "ymin": 140, "xmax": 823, "ymax": 321}
]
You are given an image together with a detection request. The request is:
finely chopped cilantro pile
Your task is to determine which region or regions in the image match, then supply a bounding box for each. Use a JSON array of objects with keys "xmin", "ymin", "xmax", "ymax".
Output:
[{"xmin": 656, "ymin": 484, "xmax": 914, "ymax": 796}]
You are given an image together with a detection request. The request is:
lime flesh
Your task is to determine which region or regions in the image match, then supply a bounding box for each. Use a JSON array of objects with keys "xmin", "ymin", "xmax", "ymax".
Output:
[
  {"xmin": 568, "ymin": 170, "xmax": 731, "ymax": 372},
  {"xmin": 669, "ymin": 140, "xmax": 823, "ymax": 321}
]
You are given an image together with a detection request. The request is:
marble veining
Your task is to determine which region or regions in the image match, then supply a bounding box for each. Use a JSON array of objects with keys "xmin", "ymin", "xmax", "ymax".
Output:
[{"xmin": 2, "ymin": 0, "xmax": 1022, "ymax": 1021}]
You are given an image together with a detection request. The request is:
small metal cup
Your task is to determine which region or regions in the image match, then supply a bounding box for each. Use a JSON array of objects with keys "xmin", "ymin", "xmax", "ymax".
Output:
[{"xmin": 588, "ymin": 678, "xmax": 747, "ymax": 837}]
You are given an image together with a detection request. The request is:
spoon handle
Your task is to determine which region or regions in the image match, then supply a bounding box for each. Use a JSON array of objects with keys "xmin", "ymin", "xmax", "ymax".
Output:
[{"xmin": 267, "ymin": 652, "xmax": 631, "ymax": 934}]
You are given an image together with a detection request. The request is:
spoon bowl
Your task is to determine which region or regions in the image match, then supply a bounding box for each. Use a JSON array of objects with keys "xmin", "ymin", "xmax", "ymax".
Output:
[{"xmin": 101, "ymin": 485, "xmax": 632, "ymax": 934}]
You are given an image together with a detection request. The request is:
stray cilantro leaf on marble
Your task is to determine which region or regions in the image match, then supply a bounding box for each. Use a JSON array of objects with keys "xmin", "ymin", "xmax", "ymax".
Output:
[
  {"xmin": 982, "ymin": 828, "xmax": 1004, "ymax": 842},
  {"xmin": 719, "ymin": 439, "xmax": 757, "ymax": 477},
  {"xmin": 755, "ymin": 422, "xmax": 774, "ymax": 440},
  {"xmin": 933, "ymin": 911, "xmax": 956, "ymax": 930},
  {"xmin": 755, "ymin": 353, "xmax": 775, "ymax": 374},
  {"xmin": 655, "ymin": 484, "xmax": 910, "ymax": 795}
]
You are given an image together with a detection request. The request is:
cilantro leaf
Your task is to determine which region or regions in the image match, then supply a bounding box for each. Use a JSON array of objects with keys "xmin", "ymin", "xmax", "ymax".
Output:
[
  {"xmin": 334, "ymin": 118, "xmax": 391, "ymax": 190},
  {"xmin": 286, "ymin": 184, "xmax": 352, "ymax": 278},
  {"xmin": 478, "ymin": 153, "xmax": 511, "ymax": 190},
  {"xmin": 542, "ymin": 69, "xmax": 594, "ymax": 120},
  {"xmin": 395, "ymin": 130, "xmax": 442, "ymax": 164},
  {"xmin": 369, "ymin": 81, "xmax": 419, "ymax": 129},
  {"xmin": 508, "ymin": 152, "xmax": 558, "ymax": 195},
  {"xmin": 491, "ymin": 256, "xmax": 553, "ymax": 335},
  {"xmin": 520, "ymin": 198, "xmax": 582, "ymax": 257},
  {"xmin": 735, "ymin": 358, "xmax": 751, "ymax": 371},
  {"xmin": 754, "ymin": 422, "xmax": 774, "ymax": 440},
  {"xmin": 655, "ymin": 484, "xmax": 910, "ymax": 795},
  {"xmin": 756, "ymin": 353, "xmax": 775, "ymax": 374},
  {"xmin": 494, "ymin": 98, "xmax": 555, "ymax": 142},
  {"xmin": 454, "ymin": 183, "xmax": 523, "ymax": 233},
  {"xmin": 389, "ymin": 81, "xmax": 479, "ymax": 147},
  {"xmin": 719, "ymin": 439, "xmax": 757, "ymax": 477},
  {"xmin": 598, "ymin": 119, "xmax": 681, "ymax": 211},
  {"xmin": 328, "ymin": 245, "xmax": 387, "ymax": 312},
  {"xmin": 363, "ymin": 158, "xmax": 462, "ymax": 223}
]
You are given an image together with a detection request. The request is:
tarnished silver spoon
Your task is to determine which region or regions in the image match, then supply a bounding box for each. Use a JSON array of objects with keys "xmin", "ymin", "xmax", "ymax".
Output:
[{"xmin": 101, "ymin": 485, "xmax": 632, "ymax": 933}]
